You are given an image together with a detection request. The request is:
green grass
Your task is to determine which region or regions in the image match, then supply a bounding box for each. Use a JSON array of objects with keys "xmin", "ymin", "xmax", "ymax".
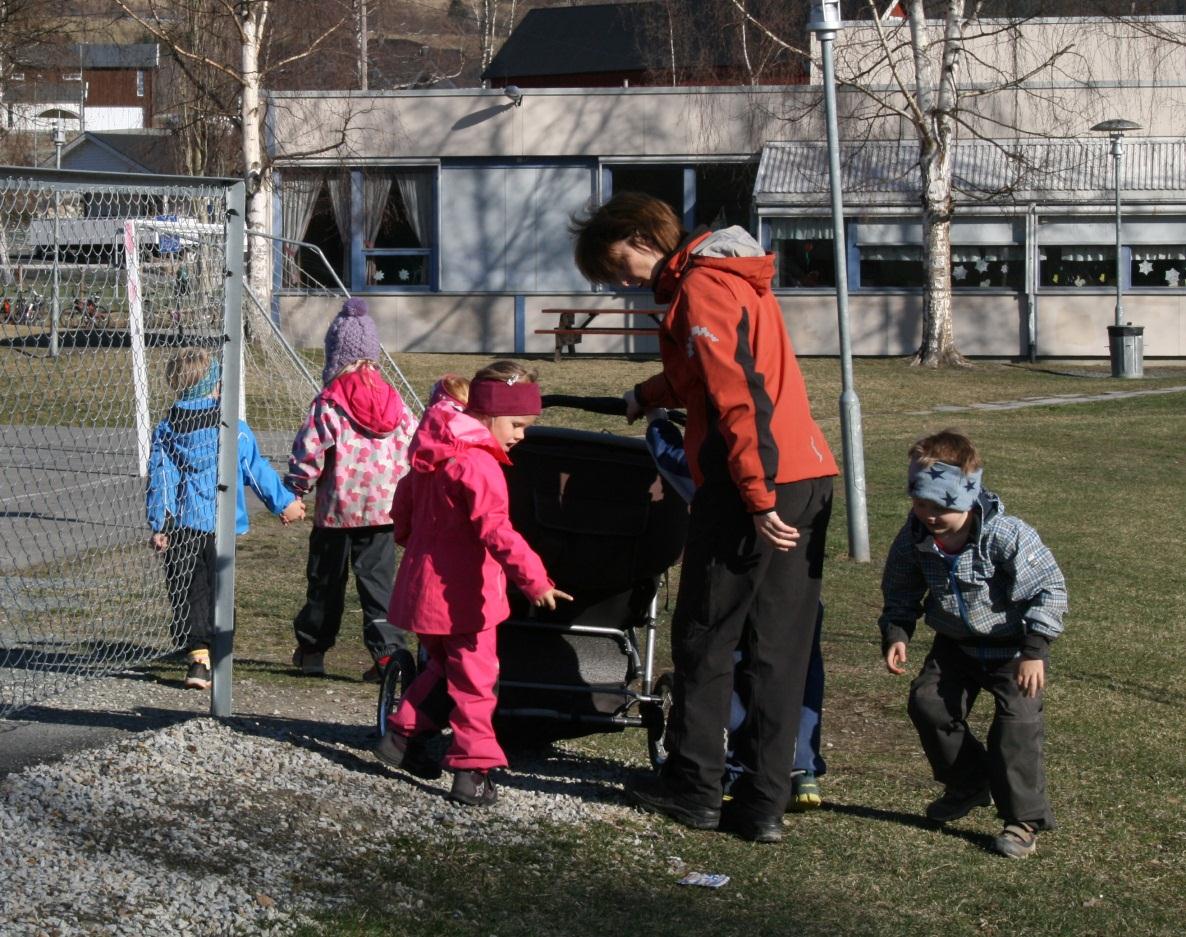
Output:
[{"xmin": 222, "ymin": 355, "xmax": 1186, "ymax": 937}]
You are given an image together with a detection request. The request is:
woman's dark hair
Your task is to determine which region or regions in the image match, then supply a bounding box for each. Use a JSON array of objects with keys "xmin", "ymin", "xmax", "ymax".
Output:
[{"xmin": 569, "ymin": 191, "xmax": 686, "ymax": 284}]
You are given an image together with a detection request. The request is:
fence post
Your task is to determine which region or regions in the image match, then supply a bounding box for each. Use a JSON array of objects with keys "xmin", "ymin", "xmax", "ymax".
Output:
[
  {"xmin": 211, "ymin": 181, "xmax": 246, "ymax": 718},
  {"xmin": 124, "ymin": 220, "xmax": 152, "ymax": 477}
]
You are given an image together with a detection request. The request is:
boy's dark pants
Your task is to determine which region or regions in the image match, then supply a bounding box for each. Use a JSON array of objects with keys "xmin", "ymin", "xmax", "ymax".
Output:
[
  {"xmin": 293, "ymin": 525, "xmax": 408, "ymax": 659},
  {"xmin": 908, "ymin": 634, "xmax": 1055, "ymax": 829},
  {"xmin": 163, "ymin": 527, "xmax": 216, "ymax": 652},
  {"xmin": 662, "ymin": 476, "xmax": 832, "ymax": 819}
]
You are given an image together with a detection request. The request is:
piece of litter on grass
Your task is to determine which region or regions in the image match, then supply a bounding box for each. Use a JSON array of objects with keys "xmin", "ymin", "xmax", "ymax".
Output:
[{"xmin": 679, "ymin": 872, "xmax": 730, "ymax": 888}]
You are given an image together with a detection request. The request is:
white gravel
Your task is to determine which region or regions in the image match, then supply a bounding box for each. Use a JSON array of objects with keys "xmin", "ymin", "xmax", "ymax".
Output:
[{"xmin": 0, "ymin": 673, "xmax": 645, "ymax": 936}]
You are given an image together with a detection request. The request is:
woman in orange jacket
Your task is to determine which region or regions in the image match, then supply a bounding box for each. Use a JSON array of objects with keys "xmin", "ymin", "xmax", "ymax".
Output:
[{"xmin": 572, "ymin": 192, "xmax": 837, "ymax": 842}]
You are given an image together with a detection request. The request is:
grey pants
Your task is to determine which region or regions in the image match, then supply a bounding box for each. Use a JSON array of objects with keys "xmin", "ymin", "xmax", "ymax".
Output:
[{"xmin": 908, "ymin": 634, "xmax": 1055, "ymax": 829}]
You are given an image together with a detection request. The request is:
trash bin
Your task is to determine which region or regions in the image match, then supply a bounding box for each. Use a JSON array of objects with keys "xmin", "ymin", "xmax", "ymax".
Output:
[{"xmin": 1107, "ymin": 323, "xmax": 1144, "ymax": 379}]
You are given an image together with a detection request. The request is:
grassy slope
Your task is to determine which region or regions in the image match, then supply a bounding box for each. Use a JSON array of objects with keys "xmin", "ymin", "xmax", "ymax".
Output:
[{"xmin": 223, "ymin": 356, "xmax": 1185, "ymax": 937}]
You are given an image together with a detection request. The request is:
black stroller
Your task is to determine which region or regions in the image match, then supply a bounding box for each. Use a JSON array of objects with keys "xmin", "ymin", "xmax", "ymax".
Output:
[{"xmin": 376, "ymin": 398, "xmax": 688, "ymax": 767}]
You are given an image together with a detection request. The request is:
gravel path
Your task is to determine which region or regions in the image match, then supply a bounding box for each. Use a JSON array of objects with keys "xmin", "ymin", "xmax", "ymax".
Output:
[{"xmin": 0, "ymin": 672, "xmax": 643, "ymax": 936}]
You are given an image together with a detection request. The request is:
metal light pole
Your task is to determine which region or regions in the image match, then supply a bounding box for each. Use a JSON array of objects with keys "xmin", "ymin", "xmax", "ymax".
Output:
[
  {"xmin": 50, "ymin": 121, "xmax": 66, "ymax": 358},
  {"xmin": 1091, "ymin": 118, "xmax": 1143, "ymax": 378},
  {"xmin": 809, "ymin": 0, "xmax": 869, "ymax": 562}
]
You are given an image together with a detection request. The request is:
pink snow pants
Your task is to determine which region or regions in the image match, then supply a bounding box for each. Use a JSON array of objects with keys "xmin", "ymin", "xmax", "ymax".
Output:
[{"xmin": 388, "ymin": 627, "xmax": 506, "ymax": 771}]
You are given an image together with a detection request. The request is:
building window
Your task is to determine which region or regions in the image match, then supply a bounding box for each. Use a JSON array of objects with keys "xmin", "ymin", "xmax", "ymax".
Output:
[
  {"xmin": 1131, "ymin": 247, "xmax": 1186, "ymax": 288},
  {"xmin": 1039, "ymin": 246, "xmax": 1115, "ymax": 288},
  {"xmin": 606, "ymin": 162, "xmax": 757, "ymax": 231},
  {"xmin": 361, "ymin": 170, "xmax": 435, "ymax": 289},
  {"xmin": 136, "ymin": 70, "xmax": 145, "ymax": 97},
  {"xmin": 767, "ymin": 218, "xmax": 836, "ymax": 289},
  {"xmin": 856, "ymin": 219, "xmax": 1023, "ymax": 290}
]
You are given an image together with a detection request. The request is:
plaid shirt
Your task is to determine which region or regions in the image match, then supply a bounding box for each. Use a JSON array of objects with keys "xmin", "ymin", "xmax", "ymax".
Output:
[{"xmin": 878, "ymin": 491, "xmax": 1067, "ymax": 661}]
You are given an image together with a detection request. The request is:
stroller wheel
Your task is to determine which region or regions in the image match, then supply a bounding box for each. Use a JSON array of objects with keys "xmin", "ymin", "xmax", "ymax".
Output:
[
  {"xmin": 375, "ymin": 649, "xmax": 415, "ymax": 737},
  {"xmin": 643, "ymin": 671, "xmax": 675, "ymax": 771}
]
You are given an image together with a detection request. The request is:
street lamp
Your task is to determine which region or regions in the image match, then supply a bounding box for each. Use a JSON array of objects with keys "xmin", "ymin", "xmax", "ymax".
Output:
[
  {"xmin": 1090, "ymin": 118, "xmax": 1143, "ymax": 378},
  {"xmin": 50, "ymin": 121, "xmax": 67, "ymax": 359},
  {"xmin": 809, "ymin": 0, "xmax": 869, "ymax": 562}
]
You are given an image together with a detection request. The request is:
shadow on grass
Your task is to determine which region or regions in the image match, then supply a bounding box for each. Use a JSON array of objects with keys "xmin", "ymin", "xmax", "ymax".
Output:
[{"xmin": 822, "ymin": 799, "xmax": 997, "ymax": 852}]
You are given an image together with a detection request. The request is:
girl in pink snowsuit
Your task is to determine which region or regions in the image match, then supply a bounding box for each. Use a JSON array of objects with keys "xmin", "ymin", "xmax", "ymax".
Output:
[{"xmin": 375, "ymin": 361, "xmax": 571, "ymax": 807}]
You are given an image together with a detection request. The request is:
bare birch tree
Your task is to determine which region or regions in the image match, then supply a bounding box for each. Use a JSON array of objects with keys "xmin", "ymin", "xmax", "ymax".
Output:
[{"xmin": 109, "ymin": 0, "xmax": 348, "ymax": 302}]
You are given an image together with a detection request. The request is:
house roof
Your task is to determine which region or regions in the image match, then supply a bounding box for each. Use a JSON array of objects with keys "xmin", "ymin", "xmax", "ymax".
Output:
[
  {"xmin": 754, "ymin": 138, "xmax": 1186, "ymax": 207},
  {"xmin": 15, "ymin": 43, "xmax": 159, "ymax": 71},
  {"xmin": 482, "ymin": 1, "xmax": 784, "ymax": 81},
  {"xmin": 49, "ymin": 130, "xmax": 181, "ymax": 175}
]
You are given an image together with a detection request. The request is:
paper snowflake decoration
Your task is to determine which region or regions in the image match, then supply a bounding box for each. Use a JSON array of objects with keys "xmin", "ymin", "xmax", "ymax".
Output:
[
  {"xmin": 1000, "ymin": 264, "xmax": 1009, "ymax": 274},
  {"xmin": 952, "ymin": 264, "xmax": 967, "ymax": 281},
  {"xmin": 1139, "ymin": 260, "xmax": 1154, "ymax": 276},
  {"xmin": 372, "ymin": 269, "xmax": 385, "ymax": 282},
  {"xmin": 1165, "ymin": 267, "xmax": 1180, "ymax": 286},
  {"xmin": 398, "ymin": 268, "xmax": 411, "ymax": 281},
  {"xmin": 975, "ymin": 259, "xmax": 989, "ymax": 273}
]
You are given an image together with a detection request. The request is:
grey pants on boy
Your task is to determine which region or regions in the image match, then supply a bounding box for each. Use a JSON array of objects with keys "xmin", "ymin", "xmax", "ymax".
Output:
[{"xmin": 908, "ymin": 633, "xmax": 1055, "ymax": 830}]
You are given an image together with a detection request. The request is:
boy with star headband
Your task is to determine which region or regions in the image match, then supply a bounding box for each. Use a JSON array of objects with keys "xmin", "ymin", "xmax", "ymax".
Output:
[{"xmin": 878, "ymin": 429, "xmax": 1067, "ymax": 859}]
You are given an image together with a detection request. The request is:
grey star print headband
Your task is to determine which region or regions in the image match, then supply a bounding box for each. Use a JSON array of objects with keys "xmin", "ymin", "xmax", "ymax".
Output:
[{"xmin": 908, "ymin": 460, "xmax": 983, "ymax": 512}]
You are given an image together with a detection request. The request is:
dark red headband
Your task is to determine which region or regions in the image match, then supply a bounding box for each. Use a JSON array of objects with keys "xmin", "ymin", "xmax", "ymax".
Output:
[{"xmin": 467, "ymin": 378, "xmax": 541, "ymax": 416}]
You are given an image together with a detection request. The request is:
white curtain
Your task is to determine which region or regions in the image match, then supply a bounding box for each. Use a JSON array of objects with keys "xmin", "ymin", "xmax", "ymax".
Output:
[
  {"xmin": 279, "ymin": 174, "xmax": 323, "ymax": 287},
  {"xmin": 395, "ymin": 171, "xmax": 433, "ymax": 248},
  {"xmin": 325, "ymin": 173, "xmax": 353, "ymax": 249},
  {"xmin": 768, "ymin": 217, "xmax": 834, "ymax": 242},
  {"xmin": 1132, "ymin": 247, "xmax": 1186, "ymax": 261}
]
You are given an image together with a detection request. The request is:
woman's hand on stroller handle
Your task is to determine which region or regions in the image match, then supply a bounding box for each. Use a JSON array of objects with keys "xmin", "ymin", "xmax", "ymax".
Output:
[{"xmin": 533, "ymin": 587, "xmax": 574, "ymax": 610}]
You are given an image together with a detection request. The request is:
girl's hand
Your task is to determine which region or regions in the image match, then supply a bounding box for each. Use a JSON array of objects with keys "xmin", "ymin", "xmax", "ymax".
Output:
[
  {"xmin": 884, "ymin": 641, "xmax": 908, "ymax": 675},
  {"xmin": 280, "ymin": 499, "xmax": 305, "ymax": 525},
  {"xmin": 150, "ymin": 532, "xmax": 169, "ymax": 552},
  {"xmin": 533, "ymin": 588, "xmax": 574, "ymax": 611},
  {"xmin": 1016, "ymin": 658, "xmax": 1046, "ymax": 697},
  {"xmin": 623, "ymin": 390, "xmax": 643, "ymax": 424}
]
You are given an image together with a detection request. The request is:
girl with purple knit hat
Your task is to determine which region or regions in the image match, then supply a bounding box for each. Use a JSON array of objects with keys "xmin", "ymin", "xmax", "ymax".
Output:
[{"xmin": 285, "ymin": 298, "xmax": 416, "ymax": 681}]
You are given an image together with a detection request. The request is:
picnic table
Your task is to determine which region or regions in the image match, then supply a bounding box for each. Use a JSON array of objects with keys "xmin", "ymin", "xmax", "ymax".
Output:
[{"xmin": 535, "ymin": 307, "xmax": 666, "ymax": 362}]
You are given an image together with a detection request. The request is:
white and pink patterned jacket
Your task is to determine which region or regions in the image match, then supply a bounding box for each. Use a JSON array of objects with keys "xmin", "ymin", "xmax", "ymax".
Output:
[{"xmin": 285, "ymin": 367, "xmax": 415, "ymax": 529}]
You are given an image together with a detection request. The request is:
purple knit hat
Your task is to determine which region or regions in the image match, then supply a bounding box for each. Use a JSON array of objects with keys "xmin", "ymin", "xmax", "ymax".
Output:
[{"xmin": 323, "ymin": 297, "xmax": 380, "ymax": 384}]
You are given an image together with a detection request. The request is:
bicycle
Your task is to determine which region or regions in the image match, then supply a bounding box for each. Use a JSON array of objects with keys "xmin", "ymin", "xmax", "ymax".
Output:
[{"xmin": 69, "ymin": 294, "xmax": 109, "ymax": 331}]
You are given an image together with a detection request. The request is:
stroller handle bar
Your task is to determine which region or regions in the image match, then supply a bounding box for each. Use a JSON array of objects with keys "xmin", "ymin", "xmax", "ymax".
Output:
[{"xmin": 541, "ymin": 394, "xmax": 686, "ymax": 426}]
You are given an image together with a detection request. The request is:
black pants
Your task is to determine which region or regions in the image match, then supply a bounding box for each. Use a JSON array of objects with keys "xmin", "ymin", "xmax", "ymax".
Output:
[
  {"xmin": 292, "ymin": 525, "xmax": 408, "ymax": 658},
  {"xmin": 662, "ymin": 476, "xmax": 832, "ymax": 817},
  {"xmin": 162, "ymin": 527, "xmax": 216, "ymax": 652},
  {"xmin": 908, "ymin": 634, "xmax": 1055, "ymax": 829}
]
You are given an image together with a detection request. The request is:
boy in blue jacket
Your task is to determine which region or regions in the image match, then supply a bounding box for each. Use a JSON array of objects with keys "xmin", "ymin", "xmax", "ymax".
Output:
[
  {"xmin": 147, "ymin": 349, "xmax": 304, "ymax": 689},
  {"xmin": 879, "ymin": 429, "xmax": 1067, "ymax": 859}
]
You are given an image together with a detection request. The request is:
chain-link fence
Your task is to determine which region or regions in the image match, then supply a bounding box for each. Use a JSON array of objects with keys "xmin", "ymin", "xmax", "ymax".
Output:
[{"xmin": 0, "ymin": 168, "xmax": 241, "ymax": 718}]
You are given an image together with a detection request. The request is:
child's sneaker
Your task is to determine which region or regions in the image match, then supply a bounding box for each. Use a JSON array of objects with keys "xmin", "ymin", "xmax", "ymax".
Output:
[
  {"xmin": 183, "ymin": 650, "xmax": 211, "ymax": 690},
  {"xmin": 787, "ymin": 772, "xmax": 822, "ymax": 812},
  {"xmin": 449, "ymin": 770, "xmax": 497, "ymax": 807},
  {"xmin": 992, "ymin": 821, "xmax": 1038, "ymax": 859},
  {"xmin": 925, "ymin": 784, "xmax": 992, "ymax": 823},
  {"xmin": 291, "ymin": 646, "xmax": 325, "ymax": 676}
]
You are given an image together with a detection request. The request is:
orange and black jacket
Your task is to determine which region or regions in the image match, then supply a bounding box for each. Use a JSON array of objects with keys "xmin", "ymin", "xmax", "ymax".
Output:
[{"xmin": 633, "ymin": 227, "xmax": 838, "ymax": 514}]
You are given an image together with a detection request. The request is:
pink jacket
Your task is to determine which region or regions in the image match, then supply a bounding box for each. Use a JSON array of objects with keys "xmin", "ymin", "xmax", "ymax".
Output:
[
  {"xmin": 389, "ymin": 406, "xmax": 552, "ymax": 635},
  {"xmin": 285, "ymin": 367, "xmax": 415, "ymax": 528}
]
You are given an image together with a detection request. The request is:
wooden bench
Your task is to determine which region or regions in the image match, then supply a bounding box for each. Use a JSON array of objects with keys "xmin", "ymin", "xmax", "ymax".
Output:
[{"xmin": 535, "ymin": 308, "xmax": 665, "ymax": 362}]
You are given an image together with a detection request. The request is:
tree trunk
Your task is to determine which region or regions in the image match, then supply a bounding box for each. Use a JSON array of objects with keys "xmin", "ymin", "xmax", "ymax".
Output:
[
  {"xmin": 913, "ymin": 137, "xmax": 967, "ymax": 368},
  {"xmin": 240, "ymin": 2, "xmax": 271, "ymax": 308}
]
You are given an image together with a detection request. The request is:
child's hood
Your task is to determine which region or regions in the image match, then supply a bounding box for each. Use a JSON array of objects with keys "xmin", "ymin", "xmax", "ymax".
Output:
[
  {"xmin": 409, "ymin": 405, "xmax": 509, "ymax": 473},
  {"xmin": 656, "ymin": 226, "xmax": 774, "ymax": 302},
  {"xmin": 322, "ymin": 369, "xmax": 407, "ymax": 436}
]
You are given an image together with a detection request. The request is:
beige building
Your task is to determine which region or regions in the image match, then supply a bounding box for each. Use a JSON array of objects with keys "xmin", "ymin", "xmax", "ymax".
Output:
[{"xmin": 269, "ymin": 16, "xmax": 1186, "ymax": 359}]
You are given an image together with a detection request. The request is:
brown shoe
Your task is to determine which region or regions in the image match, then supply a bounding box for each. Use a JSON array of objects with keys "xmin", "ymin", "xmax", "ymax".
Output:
[{"xmin": 449, "ymin": 769, "xmax": 497, "ymax": 807}]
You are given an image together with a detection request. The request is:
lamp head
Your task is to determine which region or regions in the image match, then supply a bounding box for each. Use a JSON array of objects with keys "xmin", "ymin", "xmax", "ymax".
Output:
[
  {"xmin": 504, "ymin": 84, "xmax": 523, "ymax": 107},
  {"xmin": 808, "ymin": 0, "xmax": 842, "ymax": 36},
  {"xmin": 1091, "ymin": 118, "xmax": 1142, "ymax": 137}
]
